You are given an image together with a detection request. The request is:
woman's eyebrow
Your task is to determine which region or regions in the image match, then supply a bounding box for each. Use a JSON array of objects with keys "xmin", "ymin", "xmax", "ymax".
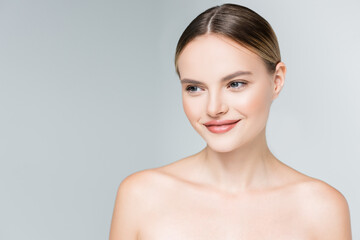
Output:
[{"xmin": 180, "ymin": 70, "xmax": 252, "ymax": 84}]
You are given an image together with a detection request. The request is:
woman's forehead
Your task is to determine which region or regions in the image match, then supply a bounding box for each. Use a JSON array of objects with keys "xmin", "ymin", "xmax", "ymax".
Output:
[{"xmin": 177, "ymin": 34, "xmax": 265, "ymax": 79}]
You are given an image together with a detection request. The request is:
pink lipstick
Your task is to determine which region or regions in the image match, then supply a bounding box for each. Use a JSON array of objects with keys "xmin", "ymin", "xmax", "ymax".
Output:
[{"xmin": 203, "ymin": 119, "xmax": 241, "ymax": 134}]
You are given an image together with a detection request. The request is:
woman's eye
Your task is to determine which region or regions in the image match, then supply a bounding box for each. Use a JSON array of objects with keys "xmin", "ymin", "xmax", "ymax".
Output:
[
  {"xmin": 228, "ymin": 81, "xmax": 246, "ymax": 89},
  {"xmin": 185, "ymin": 85, "xmax": 202, "ymax": 93}
]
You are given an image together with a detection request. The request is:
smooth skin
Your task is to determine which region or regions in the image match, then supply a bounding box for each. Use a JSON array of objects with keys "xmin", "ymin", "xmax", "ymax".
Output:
[{"xmin": 109, "ymin": 33, "xmax": 352, "ymax": 240}]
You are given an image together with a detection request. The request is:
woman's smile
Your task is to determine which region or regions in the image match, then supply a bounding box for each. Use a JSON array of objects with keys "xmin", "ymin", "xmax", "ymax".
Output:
[{"xmin": 203, "ymin": 119, "xmax": 241, "ymax": 134}]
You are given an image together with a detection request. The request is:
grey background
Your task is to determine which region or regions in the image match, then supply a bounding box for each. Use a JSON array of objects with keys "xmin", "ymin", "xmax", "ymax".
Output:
[{"xmin": 0, "ymin": 0, "xmax": 359, "ymax": 239}]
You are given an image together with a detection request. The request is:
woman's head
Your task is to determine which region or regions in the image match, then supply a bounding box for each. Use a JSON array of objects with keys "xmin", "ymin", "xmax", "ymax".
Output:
[{"xmin": 175, "ymin": 4, "xmax": 286, "ymax": 152}]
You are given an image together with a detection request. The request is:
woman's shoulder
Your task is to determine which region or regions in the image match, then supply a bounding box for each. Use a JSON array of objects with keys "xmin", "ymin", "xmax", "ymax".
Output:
[
  {"xmin": 281, "ymin": 166, "xmax": 349, "ymax": 209},
  {"xmin": 290, "ymin": 176, "xmax": 351, "ymax": 239},
  {"xmin": 116, "ymin": 157, "xmax": 201, "ymax": 207},
  {"xmin": 294, "ymin": 176, "xmax": 347, "ymax": 200},
  {"xmin": 110, "ymin": 168, "xmax": 175, "ymax": 239},
  {"xmin": 117, "ymin": 164, "xmax": 185, "ymax": 198},
  {"xmin": 264, "ymin": 162, "xmax": 351, "ymax": 238},
  {"xmin": 278, "ymin": 164, "xmax": 350, "ymax": 218},
  {"xmin": 118, "ymin": 168, "xmax": 171, "ymax": 194},
  {"xmin": 293, "ymin": 176, "xmax": 349, "ymax": 214}
]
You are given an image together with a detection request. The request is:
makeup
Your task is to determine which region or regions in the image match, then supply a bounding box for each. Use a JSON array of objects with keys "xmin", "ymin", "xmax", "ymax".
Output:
[{"xmin": 203, "ymin": 119, "xmax": 241, "ymax": 134}]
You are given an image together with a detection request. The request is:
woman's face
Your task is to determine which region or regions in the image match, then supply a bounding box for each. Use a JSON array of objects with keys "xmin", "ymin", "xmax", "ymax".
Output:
[{"xmin": 177, "ymin": 34, "xmax": 285, "ymax": 153}]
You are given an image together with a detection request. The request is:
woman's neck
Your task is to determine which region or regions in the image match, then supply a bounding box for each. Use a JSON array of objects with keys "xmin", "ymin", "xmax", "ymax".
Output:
[{"xmin": 197, "ymin": 128, "xmax": 279, "ymax": 194}]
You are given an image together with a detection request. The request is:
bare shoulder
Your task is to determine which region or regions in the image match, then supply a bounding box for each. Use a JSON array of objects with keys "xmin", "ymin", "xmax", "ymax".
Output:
[
  {"xmin": 118, "ymin": 168, "xmax": 161, "ymax": 190},
  {"xmin": 109, "ymin": 169, "xmax": 168, "ymax": 240},
  {"xmin": 115, "ymin": 168, "xmax": 172, "ymax": 206},
  {"xmin": 273, "ymin": 161, "xmax": 352, "ymax": 239},
  {"xmin": 295, "ymin": 178, "xmax": 352, "ymax": 239}
]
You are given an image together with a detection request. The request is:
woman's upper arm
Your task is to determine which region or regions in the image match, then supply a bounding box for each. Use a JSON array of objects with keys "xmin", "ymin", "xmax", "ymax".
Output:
[{"xmin": 109, "ymin": 173, "xmax": 145, "ymax": 240}]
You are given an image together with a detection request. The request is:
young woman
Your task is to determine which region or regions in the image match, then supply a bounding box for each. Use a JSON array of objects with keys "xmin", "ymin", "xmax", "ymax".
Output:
[{"xmin": 109, "ymin": 3, "xmax": 352, "ymax": 239}]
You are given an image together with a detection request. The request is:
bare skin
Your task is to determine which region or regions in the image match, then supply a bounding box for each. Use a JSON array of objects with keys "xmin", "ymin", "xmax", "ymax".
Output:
[
  {"xmin": 110, "ymin": 151, "xmax": 351, "ymax": 239},
  {"xmin": 109, "ymin": 34, "xmax": 352, "ymax": 239}
]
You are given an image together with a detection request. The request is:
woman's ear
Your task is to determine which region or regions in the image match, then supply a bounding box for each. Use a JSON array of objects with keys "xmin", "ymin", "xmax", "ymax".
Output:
[{"xmin": 271, "ymin": 61, "xmax": 286, "ymax": 101}]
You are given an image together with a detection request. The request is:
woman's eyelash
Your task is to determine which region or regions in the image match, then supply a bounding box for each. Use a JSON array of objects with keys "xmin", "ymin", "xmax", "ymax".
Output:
[
  {"xmin": 185, "ymin": 81, "xmax": 247, "ymax": 93},
  {"xmin": 228, "ymin": 81, "xmax": 247, "ymax": 89},
  {"xmin": 185, "ymin": 85, "xmax": 202, "ymax": 92}
]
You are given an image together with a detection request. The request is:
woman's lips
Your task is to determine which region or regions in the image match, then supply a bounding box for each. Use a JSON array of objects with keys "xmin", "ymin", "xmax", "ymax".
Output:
[{"xmin": 203, "ymin": 119, "xmax": 241, "ymax": 133}]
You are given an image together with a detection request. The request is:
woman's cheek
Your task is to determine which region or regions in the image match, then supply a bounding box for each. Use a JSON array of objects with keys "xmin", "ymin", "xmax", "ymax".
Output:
[
  {"xmin": 232, "ymin": 87, "xmax": 270, "ymax": 117},
  {"xmin": 182, "ymin": 96, "xmax": 202, "ymax": 124}
]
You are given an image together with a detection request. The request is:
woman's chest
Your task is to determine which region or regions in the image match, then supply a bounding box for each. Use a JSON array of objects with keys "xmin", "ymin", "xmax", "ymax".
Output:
[
  {"xmin": 138, "ymin": 187, "xmax": 312, "ymax": 240},
  {"xmin": 140, "ymin": 213, "xmax": 308, "ymax": 240}
]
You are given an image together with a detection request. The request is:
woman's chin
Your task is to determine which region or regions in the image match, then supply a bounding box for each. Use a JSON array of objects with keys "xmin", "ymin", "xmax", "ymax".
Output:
[{"xmin": 205, "ymin": 141, "xmax": 241, "ymax": 153}]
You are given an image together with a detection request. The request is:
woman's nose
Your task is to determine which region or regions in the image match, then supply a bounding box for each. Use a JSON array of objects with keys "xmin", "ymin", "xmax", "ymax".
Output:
[{"xmin": 206, "ymin": 91, "xmax": 228, "ymax": 117}]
